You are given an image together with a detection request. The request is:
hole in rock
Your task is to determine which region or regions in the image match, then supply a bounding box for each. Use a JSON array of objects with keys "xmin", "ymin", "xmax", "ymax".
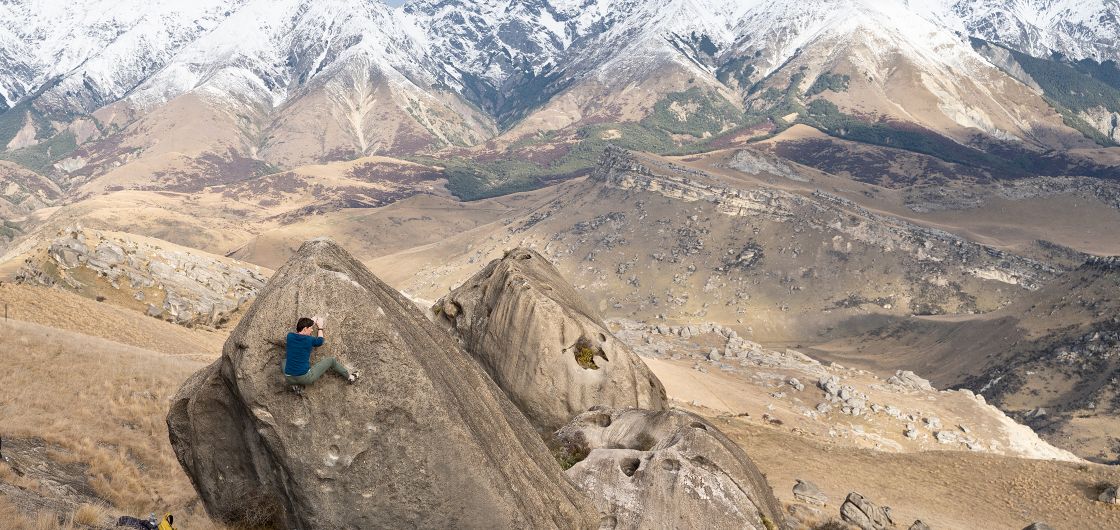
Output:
[
  {"xmin": 620, "ymin": 458, "xmax": 640, "ymax": 477},
  {"xmin": 689, "ymin": 421, "xmax": 708, "ymax": 431},
  {"xmin": 592, "ymin": 413, "xmax": 612, "ymax": 428},
  {"xmin": 661, "ymin": 459, "xmax": 680, "ymax": 472}
]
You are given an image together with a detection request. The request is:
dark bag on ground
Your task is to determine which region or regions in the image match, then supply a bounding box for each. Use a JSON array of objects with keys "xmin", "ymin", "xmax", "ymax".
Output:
[{"xmin": 115, "ymin": 516, "xmax": 155, "ymax": 529}]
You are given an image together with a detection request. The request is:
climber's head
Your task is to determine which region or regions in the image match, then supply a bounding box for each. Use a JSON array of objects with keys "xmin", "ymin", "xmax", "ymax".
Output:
[{"xmin": 295, "ymin": 317, "xmax": 315, "ymax": 335}]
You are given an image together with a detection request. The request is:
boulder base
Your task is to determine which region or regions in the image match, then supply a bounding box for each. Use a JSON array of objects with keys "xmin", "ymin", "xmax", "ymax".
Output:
[{"xmin": 555, "ymin": 407, "xmax": 783, "ymax": 530}]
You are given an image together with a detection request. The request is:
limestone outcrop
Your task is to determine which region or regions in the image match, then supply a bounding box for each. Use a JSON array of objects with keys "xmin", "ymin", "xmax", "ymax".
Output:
[
  {"xmin": 435, "ymin": 248, "xmax": 666, "ymax": 431},
  {"xmin": 555, "ymin": 407, "xmax": 784, "ymax": 530},
  {"xmin": 167, "ymin": 239, "xmax": 599, "ymax": 529},
  {"xmin": 14, "ymin": 225, "xmax": 265, "ymax": 326}
]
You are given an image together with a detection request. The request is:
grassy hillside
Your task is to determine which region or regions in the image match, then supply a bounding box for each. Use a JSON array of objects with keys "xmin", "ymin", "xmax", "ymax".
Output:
[{"xmin": 0, "ymin": 316, "xmax": 227, "ymax": 529}]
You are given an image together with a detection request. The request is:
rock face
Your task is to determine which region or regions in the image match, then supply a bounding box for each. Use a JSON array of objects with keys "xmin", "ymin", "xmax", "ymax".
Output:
[
  {"xmin": 555, "ymin": 407, "xmax": 783, "ymax": 530},
  {"xmin": 167, "ymin": 239, "xmax": 599, "ymax": 529},
  {"xmin": 840, "ymin": 492, "xmax": 895, "ymax": 530},
  {"xmin": 435, "ymin": 248, "xmax": 667, "ymax": 431}
]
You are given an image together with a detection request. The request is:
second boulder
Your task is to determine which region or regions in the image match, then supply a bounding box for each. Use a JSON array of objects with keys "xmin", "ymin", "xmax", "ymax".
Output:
[{"xmin": 436, "ymin": 248, "xmax": 667, "ymax": 431}]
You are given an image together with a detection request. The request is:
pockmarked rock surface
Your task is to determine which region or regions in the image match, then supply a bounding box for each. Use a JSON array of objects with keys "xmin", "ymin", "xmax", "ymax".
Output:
[
  {"xmin": 555, "ymin": 407, "xmax": 784, "ymax": 530},
  {"xmin": 167, "ymin": 239, "xmax": 599, "ymax": 529},
  {"xmin": 435, "ymin": 248, "xmax": 667, "ymax": 430}
]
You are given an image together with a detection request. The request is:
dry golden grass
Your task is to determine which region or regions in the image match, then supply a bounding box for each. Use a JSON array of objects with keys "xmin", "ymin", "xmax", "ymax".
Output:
[
  {"xmin": 0, "ymin": 283, "xmax": 226, "ymax": 358},
  {"xmin": 0, "ymin": 496, "xmax": 84, "ymax": 530},
  {"xmin": 71, "ymin": 503, "xmax": 110, "ymax": 526},
  {"xmin": 0, "ymin": 461, "xmax": 41, "ymax": 492},
  {"xmin": 0, "ymin": 317, "xmax": 230, "ymax": 528},
  {"xmin": 714, "ymin": 416, "xmax": 1120, "ymax": 530}
]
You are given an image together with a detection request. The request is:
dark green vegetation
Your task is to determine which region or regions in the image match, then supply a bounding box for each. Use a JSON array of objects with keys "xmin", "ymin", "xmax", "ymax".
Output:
[
  {"xmin": 0, "ymin": 96, "xmax": 85, "ymax": 174},
  {"xmin": 573, "ymin": 338, "xmax": 603, "ymax": 370},
  {"xmin": 640, "ymin": 87, "xmax": 742, "ymax": 138},
  {"xmin": 805, "ymin": 72, "xmax": 850, "ymax": 96},
  {"xmin": 1, "ymin": 131, "xmax": 78, "ymax": 173},
  {"xmin": 0, "ymin": 219, "xmax": 22, "ymax": 241},
  {"xmin": 1010, "ymin": 51, "xmax": 1120, "ymax": 146},
  {"xmin": 1009, "ymin": 50, "xmax": 1120, "ymax": 113},
  {"xmin": 716, "ymin": 56, "xmax": 756, "ymax": 88},
  {"xmin": 802, "ymin": 99, "xmax": 1007, "ymax": 170}
]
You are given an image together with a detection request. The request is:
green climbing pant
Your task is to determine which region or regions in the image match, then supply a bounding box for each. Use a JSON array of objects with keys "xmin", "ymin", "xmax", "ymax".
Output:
[{"xmin": 285, "ymin": 356, "xmax": 349, "ymax": 386}]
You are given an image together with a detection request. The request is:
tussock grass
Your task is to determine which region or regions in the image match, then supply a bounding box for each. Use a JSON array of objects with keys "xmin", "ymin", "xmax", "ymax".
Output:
[
  {"xmin": 71, "ymin": 503, "xmax": 110, "ymax": 526},
  {"xmin": 0, "ymin": 317, "xmax": 230, "ymax": 528}
]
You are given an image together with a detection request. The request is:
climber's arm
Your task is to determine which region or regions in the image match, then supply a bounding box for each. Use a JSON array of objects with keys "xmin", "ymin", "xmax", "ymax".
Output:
[{"xmin": 313, "ymin": 316, "xmax": 325, "ymax": 346}]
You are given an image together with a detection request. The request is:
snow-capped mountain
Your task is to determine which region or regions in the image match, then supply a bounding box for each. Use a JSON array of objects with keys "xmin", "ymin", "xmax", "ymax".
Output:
[
  {"xmin": 0, "ymin": 0, "xmax": 1117, "ymax": 191},
  {"xmin": 4, "ymin": 0, "xmax": 1117, "ymax": 119},
  {"xmin": 939, "ymin": 0, "xmax": 1120, "ymax": 62}
]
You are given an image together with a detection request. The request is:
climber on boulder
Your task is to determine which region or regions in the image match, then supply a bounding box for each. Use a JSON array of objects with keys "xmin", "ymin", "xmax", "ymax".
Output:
[{"xmin": 284, "ymin": 316, "xmax": 359, "ymax": 386}]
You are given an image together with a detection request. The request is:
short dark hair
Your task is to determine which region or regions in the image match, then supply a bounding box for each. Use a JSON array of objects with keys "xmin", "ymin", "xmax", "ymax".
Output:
[{"xmin": 296, "ymin": 317, "xmax": 315, "ymax": 332}]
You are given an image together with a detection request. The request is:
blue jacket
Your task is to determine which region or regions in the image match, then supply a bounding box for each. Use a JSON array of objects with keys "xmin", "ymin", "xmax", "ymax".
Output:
[{"xmin": 284, "ymin": 332, "xmax": 324, "ymax": 376}]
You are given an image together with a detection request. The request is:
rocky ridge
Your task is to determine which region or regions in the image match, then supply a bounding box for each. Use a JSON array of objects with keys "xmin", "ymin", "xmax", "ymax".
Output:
[{"xmin": 593, "ymin": 147, "xmax": 1059, "ymax": 291}]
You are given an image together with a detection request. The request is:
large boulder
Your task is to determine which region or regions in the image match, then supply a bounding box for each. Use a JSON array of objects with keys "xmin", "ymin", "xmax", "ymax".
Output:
[
  {"xmin": 840, "ymin": 492, "xmax": 896, "ymax": 530},
  {"xmin": 435, "ymin": 248, "xmax": 667, "ymax": 431},
  {"xmin": 167, "ymin": 239, "xmax": 599, "ymax": 529},
  {"xmin": 555, "ymin": 407, "xmax": 784, "ymax": 530}
]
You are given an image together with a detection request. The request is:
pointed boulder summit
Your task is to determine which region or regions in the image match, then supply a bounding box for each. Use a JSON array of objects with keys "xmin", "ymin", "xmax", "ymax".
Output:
[
  {"xmin": 167, "ymin": 239, "xmax": 599, "ymax": 529},
  {"xmin": 435, "ymin": 248, "xmax": 667, "ymax": 431}
]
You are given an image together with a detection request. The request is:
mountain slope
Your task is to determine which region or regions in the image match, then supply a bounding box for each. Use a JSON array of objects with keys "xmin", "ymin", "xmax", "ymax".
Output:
[
  {"xmin": 0, "ymin": 0, "xmax": 1118, "ymax": 204},
  {"xmin": 0, "ymin": 0, "xmax": 493, "ymax": 193}
]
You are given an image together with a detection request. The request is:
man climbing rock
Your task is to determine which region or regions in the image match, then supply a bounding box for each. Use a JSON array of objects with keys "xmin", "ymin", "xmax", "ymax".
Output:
[{"xmin": 284, "ymin": 316, "xmax": 359, "ymax": 386}]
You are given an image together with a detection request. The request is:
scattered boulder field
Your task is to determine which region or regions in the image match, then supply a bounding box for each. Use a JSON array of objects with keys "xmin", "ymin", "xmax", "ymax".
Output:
[{"xmin": 612, "ymin": 318, "xmax": 1081, "ymax": 462}]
